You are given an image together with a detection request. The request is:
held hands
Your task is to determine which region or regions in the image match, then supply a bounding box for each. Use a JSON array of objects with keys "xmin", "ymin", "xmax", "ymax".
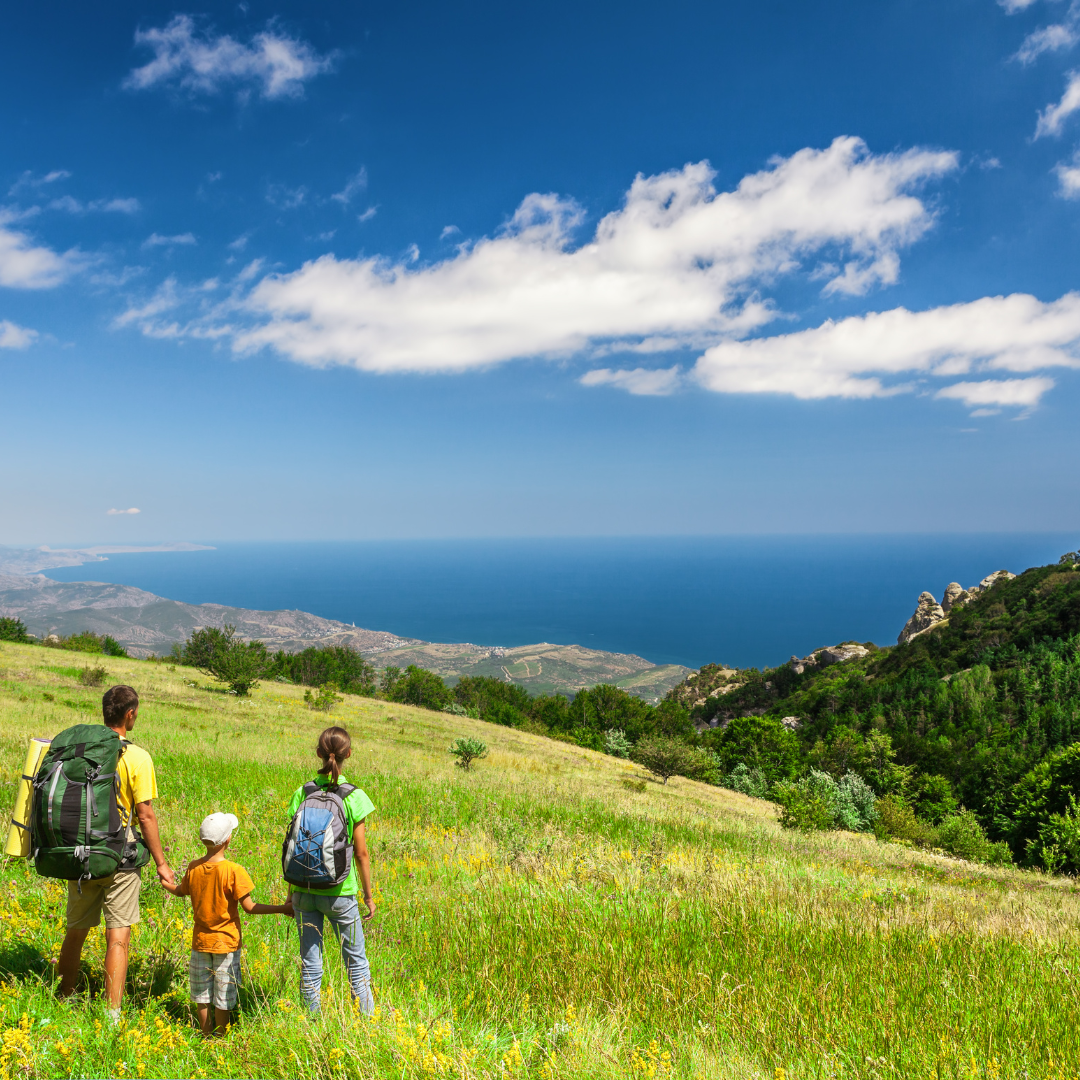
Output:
[
  {"xmin": 157, "ymin": 863, "xmax": 176, "ymax": 889},
  {"xmin": 282, "ymin": 899, "xmax": 295, "ymax": 918}
]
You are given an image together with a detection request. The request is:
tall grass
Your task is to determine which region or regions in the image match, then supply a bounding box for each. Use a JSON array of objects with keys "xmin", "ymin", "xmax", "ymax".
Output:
[{"xmin": 0, "ymin": 641, "xmax": 1079, "ymax": 1078}]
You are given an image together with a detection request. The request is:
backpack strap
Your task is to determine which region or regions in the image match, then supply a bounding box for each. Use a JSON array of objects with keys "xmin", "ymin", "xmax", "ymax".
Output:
[
  {"xmin": 301, "ymin": 780, "xmax": 322, "ymax": 800},
  {"xmin": 334, "ymin": 783, "xmax": 356, "ymax": 799}
]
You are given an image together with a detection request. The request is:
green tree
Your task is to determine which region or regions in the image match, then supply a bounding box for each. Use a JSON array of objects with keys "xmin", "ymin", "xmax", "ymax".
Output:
[
  {"xmin": 632, "ymin": 735, "xmax": 711, "ymax": 785},
  {"xmin": 386, "ymin": 665, "xmax": 451, "ymax": 711},
  {"xmin": 183, "ymin": 625, "xmax": 270, "ymax": 696},
  {"xmin": 0, "ymin": 618, "xmax": 30, "ymax": 643},
  {"xmin": 707, "ymin": 715, "xmax": 801, "ymax": 782}
]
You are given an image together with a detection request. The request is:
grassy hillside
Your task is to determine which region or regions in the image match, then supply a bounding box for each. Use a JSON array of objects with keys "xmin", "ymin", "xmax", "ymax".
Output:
[{"xmin": 1, "ymin": 642, "xmax": 1080, "ymax": 1078}]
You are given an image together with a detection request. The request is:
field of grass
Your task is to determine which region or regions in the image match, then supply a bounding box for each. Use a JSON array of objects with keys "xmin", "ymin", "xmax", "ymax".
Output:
[{"xmin": 1, "ymin": 641, "xmax": 1080, "ymax": 1079}]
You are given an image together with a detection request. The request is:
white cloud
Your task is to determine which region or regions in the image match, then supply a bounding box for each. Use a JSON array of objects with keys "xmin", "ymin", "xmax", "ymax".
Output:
[
  {"xmin": 106, "ymin": 507, "xmax": 141, "ymax": 515},
  {"xmin": 358, "ymin": 206, "xmax": 378, "ymax": 223},
  {"xmin": 1001, "ymin": 0, "xmax": 1040, "ymax": 11},
  {"xmin": 692, "ymin": 293, "xmax": 1080, "ymax": 404},
  {"xmin": 440, "ymin": 225, "xmax": 461, "ymax": 240},
  {"xmin": 580, "ymin": 366, "xmax": 682, "ymax": 395},
  {"xmin": 934, "ymin": 376, "xmax": 1055, "ymax": 408},
  {"xmin": 1016, "ymin": 22, "xmax": 1077, "ymax": 63},
  {"xmin": 0, "ymin": 211, "xmax": 76, "ymax": 288},
  {"xmin": 1057, "ymin": 153, "xmax": 1080, "ymax": 195},
  {"xmin": 230, "ymin": 137, "xmax": 957, "ymax": 373},
  {"xmin": 48, "ymin": 195, "xmax": 141, "ymax": 214},
  {"xmin": 267, "ymin": 184, "xmax": 307, "ymax": 209},
  {"xmin": 1036, "ymin": 71, "xmax": 1080, "ymax": 137},
  {"xmin": 143, "ymin": 232, "xmax": 197, "ymax": 248},
  {"xmin": 0, "ymin": 320, "xmax": 37, "ymax": 348},
  {"xmin": 125, "ymin": 15, "xmax": 333, "ymax": 100},
  {"xmin": 331, "ymin": 168, "xmax": 368, "ymax": 205}
]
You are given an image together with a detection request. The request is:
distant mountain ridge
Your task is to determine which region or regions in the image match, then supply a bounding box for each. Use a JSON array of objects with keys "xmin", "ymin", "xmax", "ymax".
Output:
[{"xmin": 0, "ymin": 573, "xmax": 689, "ymax": 700}]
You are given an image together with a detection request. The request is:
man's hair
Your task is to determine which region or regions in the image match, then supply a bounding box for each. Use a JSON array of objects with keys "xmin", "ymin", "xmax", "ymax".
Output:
[{"xmin": 102, "ymin": 684, "xmax": 139, "ymax": 728}]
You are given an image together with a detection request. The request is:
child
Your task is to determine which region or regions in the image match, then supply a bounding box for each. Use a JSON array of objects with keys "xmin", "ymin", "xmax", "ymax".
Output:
[
  {"xmin": 164, "ymin": 812, "xmax": 293, "ymax": 1035},
  {"xmin": 285, "ymin": 726, "xmax": 376, "ymax": 1014}
]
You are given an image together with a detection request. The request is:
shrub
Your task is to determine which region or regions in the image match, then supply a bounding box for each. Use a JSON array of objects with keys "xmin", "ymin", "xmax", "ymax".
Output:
[
  {"xmin": 442, "ymin": 702, "xmax": 468, "ymax": 716},
  {"xmin": 182, "ymin": 625, "xmax": 270, "ymax": 696},
  {"xmin": 706, "ymin": 715, "xmax": 802, "ymax": 782},
  {"xmin": 0, "ymin": 618, "xmax": 30, "ymax": 643},
  {"xmin": 304, "ymin": 682, "xmax": 343, "ymax": 713},
  {"xmin": 79, "ymin": 665, "xmax": 108, "ymax": 687},
  {"xmin": 270, "ymin": 645, "xmax": 376, "ymax": 696},
  {"xmin": 723, "ymin": 763, "xmax": 771, "ymax": 799},
  {"xmin": 935, "ymin": 810, "xmax": 1012, "ymax": 866},
  {"xmin": 603, "ymin": 728, "xmax": 633, "ymax": 758},
  {"xmin": 874, "ymin": 795, "xmax": 939, "ymax": 846},
  {"xmin": 773, "ymin": 770, "xmax": 878, "ymax": 833},
  {"xmin": 449, "ymin": 737, "xmax": 488, "ymax": 770}
]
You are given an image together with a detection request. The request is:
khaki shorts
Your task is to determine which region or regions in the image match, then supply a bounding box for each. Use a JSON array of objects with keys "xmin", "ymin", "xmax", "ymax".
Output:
[
  {"xmin": 189, "ymin": 950, "xmax": 241, "ymax": 1010},
  {"xmin": 65, "ymin": 869, "xmax": 142, "ymax": 930}
]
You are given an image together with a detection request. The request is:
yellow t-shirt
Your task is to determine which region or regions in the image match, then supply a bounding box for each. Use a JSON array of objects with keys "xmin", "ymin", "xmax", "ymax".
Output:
[{"xmin": 116, "ymin": 739, "xmax": 158, "ymax": 828}]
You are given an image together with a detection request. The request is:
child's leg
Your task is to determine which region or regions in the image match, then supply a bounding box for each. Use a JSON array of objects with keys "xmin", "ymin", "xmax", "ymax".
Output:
[
  {"xmin": 327, "ymin": 896, "xmax": 373, "ymax": 1015},
  {"xmin": 189, "ymin": 951, "xmax": 214, "ymax": 1035},
  {"xmin": 295, "ymin": 901, "xmax": 327, "ymax": 1012},
  {"xmin": 211, "ymin": 952, "xmax": 241, "ymax": 1034}
]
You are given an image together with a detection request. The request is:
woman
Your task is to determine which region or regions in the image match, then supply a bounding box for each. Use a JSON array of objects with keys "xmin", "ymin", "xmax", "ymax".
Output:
[{"xmin": 285, "ymin": 726, "xmax": 376, "ymax": 1013}]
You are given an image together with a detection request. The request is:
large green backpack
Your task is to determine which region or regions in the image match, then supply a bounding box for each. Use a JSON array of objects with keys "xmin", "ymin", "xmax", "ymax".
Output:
[{"xmin": 30, "ymin": 724, "xmax": 148, "ymax": 882}]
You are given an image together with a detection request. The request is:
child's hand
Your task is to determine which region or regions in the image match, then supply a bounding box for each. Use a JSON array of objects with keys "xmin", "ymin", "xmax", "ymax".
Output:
[{"xmin": 282, "ymin": 900, "xmax": 294, "ymax": 917}]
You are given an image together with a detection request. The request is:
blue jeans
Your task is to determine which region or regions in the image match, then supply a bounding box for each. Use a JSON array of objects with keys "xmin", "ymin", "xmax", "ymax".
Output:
[{"xmin": 292, "ymin": 892, "xmax": 373, "ymax": 1014}]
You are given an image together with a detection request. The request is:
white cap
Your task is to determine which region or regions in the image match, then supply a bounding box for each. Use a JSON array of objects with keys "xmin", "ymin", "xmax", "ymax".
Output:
[{"xmin": 199, "ymin": 812, "xmax": 238, "ymax": 846}]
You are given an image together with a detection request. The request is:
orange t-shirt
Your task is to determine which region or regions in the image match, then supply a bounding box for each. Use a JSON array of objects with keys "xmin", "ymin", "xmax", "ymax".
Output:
[{"xmin": 176, "ymin": 859, "xmax": 255, "ymax": 954}]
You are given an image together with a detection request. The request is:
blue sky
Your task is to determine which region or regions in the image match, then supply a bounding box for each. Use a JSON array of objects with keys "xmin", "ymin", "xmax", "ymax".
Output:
[{"xmin": 2, "ymin": 0, "xmax": 1080, "ymax": 544}]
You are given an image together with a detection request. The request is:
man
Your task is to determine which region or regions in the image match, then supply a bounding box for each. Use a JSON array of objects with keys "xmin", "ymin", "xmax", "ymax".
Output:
[{"xmin": 55, "ymin": 684, "xmax": 174, "ymax": 1018}]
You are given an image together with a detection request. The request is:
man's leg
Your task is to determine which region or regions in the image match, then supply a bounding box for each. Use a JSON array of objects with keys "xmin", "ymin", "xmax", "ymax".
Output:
[
  {"xmin": 103, "ymin": 927, "xmax": 131, "ymax": 1009},
  {"xmin": 56, "ymin": 928, "xmax": 91, "ymax": 998}
]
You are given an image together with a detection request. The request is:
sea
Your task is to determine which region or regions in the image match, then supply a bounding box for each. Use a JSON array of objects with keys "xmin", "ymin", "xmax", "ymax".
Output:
[{"xmin": 45, "ymin": 535, "xmax": 1078, "ymax": 671}]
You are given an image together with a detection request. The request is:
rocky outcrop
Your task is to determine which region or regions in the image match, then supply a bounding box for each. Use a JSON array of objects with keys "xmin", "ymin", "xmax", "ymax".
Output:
[
  {"xmin": 897, "ymin": 592, "xmax": 946, "ymax": 644},
  {"xmin": 898, "ymin": 570, "xmax": 1017, "ymax": 644},
  {"xmin": 972, "ymin": 569, "xmax": 1016, "ymax": 594},
  {"xmin": 780, "ymin": 716, "xmax": 801, "ymax": 731},
  {"xmin": 942, "ymin": 582, "xmax": 969, "ymax": 614},
  {"xmin": 789, "ymin": 642, "xmax": 869, "ymax": 674}
]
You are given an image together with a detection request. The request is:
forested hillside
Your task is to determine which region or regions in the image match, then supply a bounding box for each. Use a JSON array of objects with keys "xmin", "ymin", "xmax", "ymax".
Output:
[{"xmin": 686, "ymin": 556, "xmax": 1080, "ymax": 869}]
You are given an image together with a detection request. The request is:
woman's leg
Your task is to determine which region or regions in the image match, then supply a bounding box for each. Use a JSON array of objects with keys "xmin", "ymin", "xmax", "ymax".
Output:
[
  {"xmin": 326, "ymin": 895, "xmax": 374, "ymax": 1014},
  {"xmin": 294, "ymin": 900, "xmax": 326, "ymax": 1012}
]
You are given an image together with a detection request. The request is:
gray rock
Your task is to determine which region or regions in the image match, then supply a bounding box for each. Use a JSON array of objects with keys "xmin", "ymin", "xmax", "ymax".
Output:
[
  {"xmin": 942, "ymin": 582, "xmax": 969, "ymax": 614},
  {"xmin": 971, "ymin": 569, "xmax": 1016, "ymax": 594},
  {"xmin": 780, "ymin": 716, "xmax": 801, "ymax": 731},
  {"xmin": 898, "ymin": 592, "xmax": 946, "ymax": 645},
  {"xmin": 789, "ymin": 643, "xmax": 869, "ymax": 674}
]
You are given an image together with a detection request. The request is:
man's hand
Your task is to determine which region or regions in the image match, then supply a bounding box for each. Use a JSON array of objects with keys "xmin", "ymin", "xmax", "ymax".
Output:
[
  {"xmin": 362, "ymin": 897, "xmax": 376, "ymax": 921},
  {"xmin": 157, "ymin": 863, "xmax": 176, "ymax": 889}
]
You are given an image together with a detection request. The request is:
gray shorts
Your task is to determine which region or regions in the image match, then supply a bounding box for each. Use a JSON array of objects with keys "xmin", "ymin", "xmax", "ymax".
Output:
[{"xmin": 188, "ymin": 950, "xmax": 241, "ymax": 1010}]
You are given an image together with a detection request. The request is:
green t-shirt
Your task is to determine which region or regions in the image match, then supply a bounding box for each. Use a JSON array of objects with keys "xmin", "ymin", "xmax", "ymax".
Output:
[{"xmin": 286, "ymin": 775, "xmax": 375, "ymax": 897}]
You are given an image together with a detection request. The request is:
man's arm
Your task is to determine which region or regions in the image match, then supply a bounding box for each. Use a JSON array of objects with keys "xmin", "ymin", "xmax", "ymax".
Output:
[
  {"xmin": 134, "ymin": 800, "xmax": 174, "ymax": 888},
  {"xmin": 353, "ymin": 821, "xmax": 374, "ymax": 920}
]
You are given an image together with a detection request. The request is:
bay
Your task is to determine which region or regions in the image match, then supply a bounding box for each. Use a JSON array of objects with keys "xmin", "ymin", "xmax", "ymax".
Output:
[{"xmin": 45, "ymin": 534, "xmax": 1077, "ymax": 670}]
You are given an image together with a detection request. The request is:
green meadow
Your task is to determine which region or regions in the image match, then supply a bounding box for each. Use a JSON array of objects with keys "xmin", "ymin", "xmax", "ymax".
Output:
[{"xmin": 1, "ymin": 641, "xmax": 1080, "ymax": 1079}]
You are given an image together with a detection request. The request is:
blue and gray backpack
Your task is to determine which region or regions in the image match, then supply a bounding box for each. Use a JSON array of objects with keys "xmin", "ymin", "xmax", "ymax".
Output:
[{"xmin": 282, "ymin": 781, "xmax": 356, "ymax": 890}]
